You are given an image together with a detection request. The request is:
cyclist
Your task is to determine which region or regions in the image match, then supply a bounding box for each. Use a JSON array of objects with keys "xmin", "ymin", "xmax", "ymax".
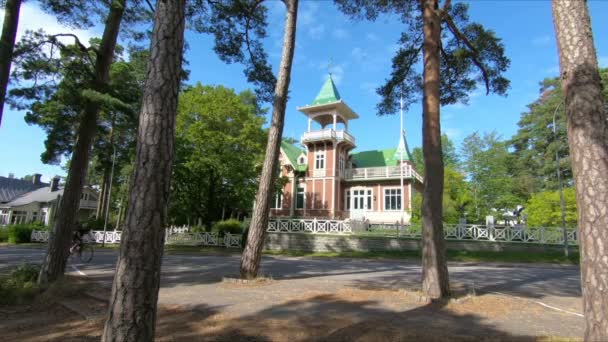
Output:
[{"xmin": 70, "ymin": 224, "xmax": 91, "ymax": 254}]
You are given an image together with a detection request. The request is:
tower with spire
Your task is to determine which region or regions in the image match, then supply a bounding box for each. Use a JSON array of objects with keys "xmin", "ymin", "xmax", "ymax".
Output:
[{"xmin": 270, "ymin": 75, "xmax": 423, "ymax": 224}]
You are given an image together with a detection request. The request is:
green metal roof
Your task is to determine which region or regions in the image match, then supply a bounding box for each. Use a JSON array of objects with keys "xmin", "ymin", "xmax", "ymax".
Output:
[
  {"xmin": 281, "ymin": 140, "xmax": 307, "ymax": 172},
  {"xmin": 349, "ymin": 149, "xmax": 400, "ymax": 168},
  {"xmin": 310, "ymin": 75, "xmax": 341, "ymax": 106}
]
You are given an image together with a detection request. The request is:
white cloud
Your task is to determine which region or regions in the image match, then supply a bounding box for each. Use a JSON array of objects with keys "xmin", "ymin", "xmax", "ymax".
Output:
[
  {"xmin": 351, "ymin": 47, "xmax": 368, "ymax": 62},
  {"xmin": 309, "ymin": 24, "xmax": 325, "ymax": 40},
  {"xmin": 544, "ymin": 65, "xmax": 560, "ymax": 75},
  {"xmin": 3, "ymin": 3, "xmax": 97, "ymax": 46},
  {"xmin": 359, "ymin": 82, "xmax": 379, "ymax": 97},
  {"xmin": 332, "ymin": 28, "xmax": 350, "ymax": 40},
  {"xmin": 298, "ymin": 2, "xmax": 320, "ymax": 26},
  {"xmin": 532, "ymin": 35, "xmax": 552, "ymax": 46},
  {"xmin": 366, "ymin": 33, "xmax": 379, "ymax": 42},
  {"xmin": 318, "ymin": 61, "xmax": 345, "ymax": 85},
  {"xmin": 443, "ymin": 127, "xmax": 462, "ymax": 139}
]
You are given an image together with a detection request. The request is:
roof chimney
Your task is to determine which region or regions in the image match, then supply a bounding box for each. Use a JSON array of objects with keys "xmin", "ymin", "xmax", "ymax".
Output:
[
  {"xmin": 50, "ymin": 177, "xmax": 60, "ymax": 192},
  {"xmin": 33, "ymin": 173, "xmax": 42, "ymax": 185},
  {"xmin": 8, "ymin": 173, "xmax": 14, "ymax": 179}
]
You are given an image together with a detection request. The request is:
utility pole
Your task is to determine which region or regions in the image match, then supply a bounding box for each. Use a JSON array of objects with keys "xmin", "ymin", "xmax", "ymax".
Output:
[{"xmin": 102, "ymin": 145, "xmax": 117, "ymax": 247}]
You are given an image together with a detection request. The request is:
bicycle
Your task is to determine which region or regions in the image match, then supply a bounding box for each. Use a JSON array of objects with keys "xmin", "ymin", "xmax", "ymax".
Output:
[{"xmin": 69, "ymin": 234, "xmax": 95, "ymax": 263}]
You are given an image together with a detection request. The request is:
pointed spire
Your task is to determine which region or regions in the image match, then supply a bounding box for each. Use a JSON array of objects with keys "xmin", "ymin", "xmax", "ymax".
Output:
[
  {"xmin": 392, "ymin": 93, "xmax": 413, "ymax": 162},
  {"xmin": 311, "ymin": 74, "xmax": 341, "ymax": 105}
]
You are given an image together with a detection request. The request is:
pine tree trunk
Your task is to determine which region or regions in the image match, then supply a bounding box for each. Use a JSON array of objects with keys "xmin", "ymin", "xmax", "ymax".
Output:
[
  {"xmin": 97, "ymin": 169, "xmax": 110, "ymax": 217},
  {"xmin": 38, "ymin": 0, "xmax": 125, "ymax": 285},
  {"xmin": 420, "ymin": 0, "xmax": 450, "ymax": 299},
  {"xmin": 0, "ymin": 0, "xmax": 21, "ymax": 127},
  {"xmin": 240, "ymin": 0, "xmax": 298, "ymax": 279},
  {"xmin": 552, "ymin": 1, "xmax": 608, "ymax": 340},
  {"xmin": 102, "ymin": 0, "xmax": 185, "ymax": 340}
]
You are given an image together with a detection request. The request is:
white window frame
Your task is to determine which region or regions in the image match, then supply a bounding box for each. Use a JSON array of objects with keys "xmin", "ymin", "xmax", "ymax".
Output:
[
  {"xmin": 315, "ymin": 150, "xmax": 325, "ymax": 170},
  {"xmin": 271, "ymin": 191, "xmax": 283, "ymax": 209},
  {"xmin": 345, "ymin": 190, "xmax": 351, "ymax": 210},
  {"xmin": 339, "ymin": 154, "xmax": 345, "ymax": 176},
  {"xmin": 296, "ymin": 184, "xmax": 305, "ymax": 209},
  {"xmin": 384, "ymin": 187, "xmax": 402, "ymax": 211}
]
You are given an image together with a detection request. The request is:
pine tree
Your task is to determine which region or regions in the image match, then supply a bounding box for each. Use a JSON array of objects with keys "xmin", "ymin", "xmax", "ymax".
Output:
[
  {"xmin": 552, "ymin": 1, "xmax": 608, "ymax": 339},
  {"xmin": 335, "ymin": 0, "xmax": 509, "ymax": 298}
]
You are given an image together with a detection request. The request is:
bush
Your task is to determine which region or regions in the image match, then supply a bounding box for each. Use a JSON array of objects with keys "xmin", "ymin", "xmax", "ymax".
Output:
[
  {"xmin": 0, "ymin": 228, "xmax": 8, "ymax": 242},
  {"xmin": 191, "ymin": 225, "xmax": 209, "ymax": 233},
  {"xmin": 0, "ymin": 263, "xmax": 41, "ymax": 305},
  {"xmin": 7, "ymin": 223, "xmax": 44, "ymax": 244},
  {"xmin": 81, "ymin": 216, "xmax": 106, "ymax": 231},
  {"xmin": 211, "ymin": 219, "xmax": 243, "ymax": 236}
]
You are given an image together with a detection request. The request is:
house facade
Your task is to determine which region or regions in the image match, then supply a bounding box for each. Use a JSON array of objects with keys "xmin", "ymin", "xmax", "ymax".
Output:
[
  {"xmin": 270, "ymin": 76, "xmax": 423, "ymax": 224},
  {"xmin": 0, "ymin": 175, "xmax": 98, "ymax": 226}
]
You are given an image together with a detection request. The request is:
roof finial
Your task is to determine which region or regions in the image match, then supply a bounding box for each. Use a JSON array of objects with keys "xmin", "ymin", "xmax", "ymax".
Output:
[{"xmin": 328, "ymin": 57, "xmax": 333, "ymax": 77}]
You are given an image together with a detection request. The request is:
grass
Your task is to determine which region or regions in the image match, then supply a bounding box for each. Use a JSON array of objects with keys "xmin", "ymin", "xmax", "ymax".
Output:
[
  {"xmin": 0, "ymin": 263, "xmax": 42, "ymax": 305},
  {"xmin": 10, "ymin": 241, "xmax": 578, "ymax": 264},
  {"xmin": 263, "ymin": 249, "xmax": 580, "ymax": 265}
]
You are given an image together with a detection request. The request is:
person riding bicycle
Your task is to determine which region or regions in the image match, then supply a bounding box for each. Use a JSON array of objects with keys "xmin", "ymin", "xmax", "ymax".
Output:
[{"xmin": 70, "ymin": 225, "xmax": 91, "ymax": 254}]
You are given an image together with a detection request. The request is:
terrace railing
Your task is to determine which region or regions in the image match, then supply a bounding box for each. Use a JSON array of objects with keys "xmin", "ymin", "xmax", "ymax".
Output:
[
  {"xmin": 30, "ymin": 225, "xmax": 242, "ymax": 248},
  {"xmin": 266, "ymin": 219, "xmax": 578, "ymax": 246}
]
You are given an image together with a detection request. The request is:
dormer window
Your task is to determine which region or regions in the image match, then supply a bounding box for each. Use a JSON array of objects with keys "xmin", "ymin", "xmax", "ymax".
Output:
[
  {"xmin": 315, "ymin": 151, "xmax": 325, "ymax": 169},
  {"xmin": 299, "ymin": 157, "xmax": 306, "ymax": 164}
]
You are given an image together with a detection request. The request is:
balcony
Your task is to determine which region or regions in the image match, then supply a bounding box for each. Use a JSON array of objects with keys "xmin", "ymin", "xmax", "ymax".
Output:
[
  {"xmin": 79, "ymin": 199, "xmax": 98, "ymax": 209},
  {"xmin": 345, "ymin": 165, "xmax": 423, "ymax": 183},
  {"xmin": 301, "ymin": 129, "xmax": 355, "ymax": 146}
]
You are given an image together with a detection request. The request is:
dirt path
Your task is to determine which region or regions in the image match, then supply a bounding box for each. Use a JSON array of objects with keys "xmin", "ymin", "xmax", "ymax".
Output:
[{"xmin": 0, "ymin": 276, "xmax": 583, "ymax": 341}]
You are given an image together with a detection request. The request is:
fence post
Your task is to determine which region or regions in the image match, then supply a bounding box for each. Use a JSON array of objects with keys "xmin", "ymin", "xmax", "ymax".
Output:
[{"xmin": 313, "ymin": 218, "xmax": 317, "ymax": 234}]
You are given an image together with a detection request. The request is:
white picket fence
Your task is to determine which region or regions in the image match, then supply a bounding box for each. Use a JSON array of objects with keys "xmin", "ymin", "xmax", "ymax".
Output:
[
  {"xmin": 30, "ymin": 225, "xmax": 242, "ymax": 248},
  {"xmin": 267, "ymin": 219, "xmax": 578, "ymax": 246},
  {"xmin": 267, "ymin": 218, "xmax": 353, "ymax": 234}
]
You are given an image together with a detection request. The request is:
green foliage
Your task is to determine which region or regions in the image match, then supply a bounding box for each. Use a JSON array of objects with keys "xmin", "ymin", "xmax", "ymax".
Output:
[
  {"xmin": 461, "ymin": 131, "xmax": 521, "ymax": 222},
  {"xmin": 0, "ymin": 263, "xmax": 41, "ymax": 305},
  {"xmin": 335, "ymin": 1, "xmax": 509, "ymax": 115},
  {"xmin": 7, "ymin": 223, "xmax": 45, "ymax": 244},
  {"xmin": 509, "ymin": 68, "xmax": 608, "ymax": 195},
  {"xmin": 170, "ymin": 84, "xmax": 267, "ymax": 226},
  {"xmin": 525, "ymin": 188, "xmax": 577, "ymax": 227},
  {"xmin": 0, "ymin": 228, "xmax": 8, "ymax": 242},
  {"xmin": 81, "ymin": 217, "xmax": 106, "ymax": 231},
  {"xmin": 212, "ymin": 219, "xmax": 244, "ymax": 236}
]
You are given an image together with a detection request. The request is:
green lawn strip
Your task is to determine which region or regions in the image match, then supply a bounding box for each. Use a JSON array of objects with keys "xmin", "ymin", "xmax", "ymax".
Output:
[{"xmin": 263, "ymin": 249, "xmax": 579, "ymax": 265}]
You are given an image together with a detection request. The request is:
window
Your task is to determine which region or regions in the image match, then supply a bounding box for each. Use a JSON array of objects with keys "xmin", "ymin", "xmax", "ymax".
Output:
[
  {"xmin": 345, "ymin": 190, "xmax": 350, "ymax": 210},
  {"xmin": 339, "ymin": 154, "xmax": 345, "ymax": 176},
  {"xmin": 271, "ymin": 192, "xmax": 283, "ymax": 209},
  {"xmin": 296, "ymin": 185, "xmax": 305, "ymax": 209},
  {"xmin": 315, "ymin": 151, "xmax": 325, "ymax": 169},
  {"xmin": 299, "ymin": 156, "xmax": 306, "ymax": 164},
  {"xmin": 367, "ymin": 190, "xmax": 372, "ymax": 210},
  {"xmin": 11, "ymin": 211, "xmax": 27, "ymax": 224},
  {"xmin": 31, "ymin": 211, "xmax": 38, "ymax": 223},
  {"xmin": 384, "ymin": 188, "xmax": 402, "ymax": 211}
]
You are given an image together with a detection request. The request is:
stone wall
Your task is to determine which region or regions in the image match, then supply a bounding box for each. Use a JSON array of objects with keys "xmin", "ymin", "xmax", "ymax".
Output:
[{"xmin": 265, "ymin": 232, "xmax": 577, "ymax": 254}]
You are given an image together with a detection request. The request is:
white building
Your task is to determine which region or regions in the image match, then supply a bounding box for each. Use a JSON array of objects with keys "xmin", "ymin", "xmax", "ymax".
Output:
[{"xmin": 0, "ymin": 174, "xmax": 98, "ymax": 226}]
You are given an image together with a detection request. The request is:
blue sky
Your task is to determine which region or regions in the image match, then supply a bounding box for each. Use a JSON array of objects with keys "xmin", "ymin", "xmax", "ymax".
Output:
[{"xmin": 1, "ymin": 0, "xmax": 607, "ymax": 181}]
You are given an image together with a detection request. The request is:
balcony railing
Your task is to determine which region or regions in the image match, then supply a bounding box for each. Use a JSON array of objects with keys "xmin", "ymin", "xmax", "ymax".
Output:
[
  {"xmin": 345, "ymin": 165, "xmax": 423, "ymax": 182},
  {"xmin": 301, "ymin": 129, "xmax": 355, "ymax": 145},
  {"xmin": 79, "ymin": 199, "xmax": 98, "ymax": 209}
]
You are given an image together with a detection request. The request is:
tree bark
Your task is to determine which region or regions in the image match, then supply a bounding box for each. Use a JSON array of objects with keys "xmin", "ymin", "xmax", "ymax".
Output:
[
  {"xmin": 420, "ymin": 0, "xmax": 450, "ymax": 299},
  {"xmin": 0, "ymin": 0, "xmax": 21, "ymax": 127},
  {"xmin": 38, "ymin": 0, "xmax": 125, "ymax": 285},
  {"xmin": 552, "ymin": 1, "xmax": 608, "ymax": 340},
  {"xmin": 240, "ymin": 0, "xmax": 298, "ymax": 279},
  {"xmin": 102, "ymin": 0, "xmax": 185, "ymax": 340}
]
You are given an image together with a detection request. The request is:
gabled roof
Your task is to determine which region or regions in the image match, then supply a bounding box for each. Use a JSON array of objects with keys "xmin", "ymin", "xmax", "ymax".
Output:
[
  {"xmin": 350, "ymin": 149, "xmax": 401, "ymax": 168},
  {"xmin": 0, "ymin": 176, "xmax": 48, "ymax": 203},
  {"xmin": 2, "ymin": 186, "xmax": 62, "ymax": 207},
  {"xmin": 280, "ymin": 140, "xmax": 307, "ymax": 172},
  {"xmin": 311, "ymin": 75, "xmax": 341, "ymax": 106}
]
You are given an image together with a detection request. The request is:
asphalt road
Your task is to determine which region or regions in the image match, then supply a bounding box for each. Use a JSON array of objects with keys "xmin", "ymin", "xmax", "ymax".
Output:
[{"xmin": 0, "ymin": 245, "xmax": 582, "ymax": 316}]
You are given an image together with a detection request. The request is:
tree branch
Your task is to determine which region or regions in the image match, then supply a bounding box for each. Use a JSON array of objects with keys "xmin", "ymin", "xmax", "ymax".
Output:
[
  {"xmin": 440, "ymin": 0, "xmax": 452, "ymax": 18},
  {"xmin": 243, "ymin": 0, "xmax": 266, "ymax": 71},
  {"xmin": 443, "ymin": 14, "xmax": 491, "ymax": 94},
  {"xmin": 145, "ymin": 0, "xmax": 155, "ymax": 12}
]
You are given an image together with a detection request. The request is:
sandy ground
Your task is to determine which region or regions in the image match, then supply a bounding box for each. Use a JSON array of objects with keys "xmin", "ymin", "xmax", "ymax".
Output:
[{"xmin": 0, "ymin": 276, "xmax": 582, "ymax": 341}]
